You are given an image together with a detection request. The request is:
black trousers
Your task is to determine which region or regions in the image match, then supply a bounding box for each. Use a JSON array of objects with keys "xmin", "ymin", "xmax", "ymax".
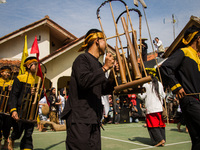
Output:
[
  {"xmin": 11, "ymin": 119, "xmax": 34, "ymax": 150},
  {"xmin": 147, "ymin": 127, "xmax": 165, "ymax": 145},
  {"xmin": 180, "ymin": 96, "xmax": 200, "ymax": 150},
  {"xmin": 0, "ymin": 114, "xmax": 12, "ymax": 140},
  {"xmin": 65, "ymin": 115, "xmax": 101, "ymax": 150},
  {"xmin": 114, "ymin": 113, "xmax": 120, "ymax": 123}
]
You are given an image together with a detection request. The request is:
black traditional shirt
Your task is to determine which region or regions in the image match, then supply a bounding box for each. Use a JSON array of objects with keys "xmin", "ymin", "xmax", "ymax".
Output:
[
  {"xmin": 61, "ymin": 52, "xmax": 115, "ymax": 124},
  {"xmin": 48, "ymin": 94, "xmax": 59, "ymax": 112},
  {"xmin": 160, "ymin": 46, "xmax": 200, "ymax": 99},
  {"xmin": 9, "ymin": 71, "xmax": 39, "ymax": 114}
]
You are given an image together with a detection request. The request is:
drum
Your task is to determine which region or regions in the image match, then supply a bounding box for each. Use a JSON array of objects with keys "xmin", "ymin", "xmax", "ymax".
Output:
[{"xmin": 42, "ymin": 104, "xmax": 49, "ymax": 116}]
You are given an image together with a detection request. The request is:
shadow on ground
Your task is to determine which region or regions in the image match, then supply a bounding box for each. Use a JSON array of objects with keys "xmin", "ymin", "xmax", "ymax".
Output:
[{"xmin": 128, "ymin": 137, "xmax": 152, "ymax": 145}]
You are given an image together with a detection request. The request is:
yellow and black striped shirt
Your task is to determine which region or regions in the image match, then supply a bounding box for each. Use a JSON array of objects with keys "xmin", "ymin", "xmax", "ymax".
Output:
[{"xmin": 160, "ymin": 46, "xmax": 200, "ymax": 98}]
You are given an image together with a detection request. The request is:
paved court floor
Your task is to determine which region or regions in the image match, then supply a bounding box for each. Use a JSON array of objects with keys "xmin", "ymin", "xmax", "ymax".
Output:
[{"xmin": 12, "ymin": 121, "xmax": 191, "ymax": 150}]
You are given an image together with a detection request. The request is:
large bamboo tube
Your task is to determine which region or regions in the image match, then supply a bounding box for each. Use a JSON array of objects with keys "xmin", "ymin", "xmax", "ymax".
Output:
[
  {"xmin": 114, "ymin": 76, "xmax": 151, "ymax": 93},
  {"xmin": 121, "ymin": 17, "xmax": 142, "ymax": 79},
  {"xmin": 115, "ymin": 46, "xmax": 127, "ymax": 84}
]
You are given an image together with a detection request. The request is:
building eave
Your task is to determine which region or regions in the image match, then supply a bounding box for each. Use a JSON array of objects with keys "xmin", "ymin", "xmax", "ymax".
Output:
[
  {"xmin": 40, "ymin": 36, "xmax": 84, "ymax": 64},
  {"xmin": 0, "ymin": 15, "xmax": 77, "ymax": 44}
]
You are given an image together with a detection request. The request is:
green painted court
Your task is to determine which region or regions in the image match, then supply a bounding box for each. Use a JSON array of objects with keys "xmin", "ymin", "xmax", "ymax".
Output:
[{"xmin": 13, "ymin": 121, "xmax": 191, "ymax": 150}]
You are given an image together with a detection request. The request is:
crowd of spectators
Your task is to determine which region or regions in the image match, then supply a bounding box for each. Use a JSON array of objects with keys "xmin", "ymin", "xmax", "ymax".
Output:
[{"xmin": 103, "ymin": 90, "xmax": 185, "ymax": 127}]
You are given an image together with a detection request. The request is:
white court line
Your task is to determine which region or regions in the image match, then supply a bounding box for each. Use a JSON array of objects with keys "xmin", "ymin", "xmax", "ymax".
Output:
[
  {"xmin": 165, "ymin": 140, "xmax": 191, "ymax": 146},
  {"xmin": 101, "ymin": 136, "xmax": 150, "ymax": 147},
  {"xmin": 130, "ymin": 140, "xmax": 191, "ymax": 150},
  {"xmin": 33, "ymin": 131, "xmax": 66, "ymax": 135},
  {"xmin": 103, "ymin": 124, "xmax": 180, "ymax": 131},
  {"xmin": 102, "ymin": 135, "xmax": 191, "ymax": 150}
]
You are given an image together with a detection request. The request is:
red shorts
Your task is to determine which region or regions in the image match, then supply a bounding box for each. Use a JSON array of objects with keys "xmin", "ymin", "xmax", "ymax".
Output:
[{"xmin": 146, "ymin": 112, "xmax": 166, "ymax": 128}]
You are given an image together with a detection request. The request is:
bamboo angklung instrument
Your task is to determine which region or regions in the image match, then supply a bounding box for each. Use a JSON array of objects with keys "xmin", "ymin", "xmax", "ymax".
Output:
[
  {"xmin": 31, "ymin": 63, "xmax": 47, "ymax": 121},
  {"xmin": 1, "ymin": 71, "xmax": 15, "ymax": 114},
  {"xmin": 20, "ymin": 62, "xmax": 46, "ymax": 122},
  {"xmin": 96, "ymin": 0, "xmax": 151, "ymax": 94}
]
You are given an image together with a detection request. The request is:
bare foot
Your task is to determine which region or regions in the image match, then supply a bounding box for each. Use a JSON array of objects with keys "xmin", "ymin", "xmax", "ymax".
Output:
[
  {"xmin": 154, "ymin": 139, "xmax": 165, "ymax": 147},
  {"xmin": 8, "ymin": 140, "xmax": 14, "ymax": 150},
  {"xmin": 186, "ymin": 127, "xmax": 188, "ymax": 133}
]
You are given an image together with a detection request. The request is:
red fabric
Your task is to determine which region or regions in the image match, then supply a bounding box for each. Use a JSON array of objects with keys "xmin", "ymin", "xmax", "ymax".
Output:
[
  {"xmin": 146, "ymin": 112, "xmax": 166, "ymax": 128},
  {"xmin": 30, "ymin": 36, "xmax": 39, "ymax": 54},
  {"xmin": 30, "ymin": 36, "xmax": 43, "ymax": 79},
  {"xmin": 30, "ymin": 36, "xmax": 49, "ymax": 106},
  {"xmin": 131, "ymin": 99, "xmax": 137, "ymax": 106},
  {"xmin": 129, "ymin": 94, "xmax": 137, "ymax": 106}
]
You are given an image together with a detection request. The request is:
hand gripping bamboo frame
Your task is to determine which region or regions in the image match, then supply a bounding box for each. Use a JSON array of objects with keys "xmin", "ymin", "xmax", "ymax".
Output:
[{"xmin": 96, "ymin": 0, "xmax": 151, "ymax": 94}]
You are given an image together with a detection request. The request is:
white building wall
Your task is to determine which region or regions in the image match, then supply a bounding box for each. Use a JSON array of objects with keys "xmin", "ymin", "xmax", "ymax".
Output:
[{"xmin": 0, "ymin": 26, "xmax": 50, "ymax": 60}]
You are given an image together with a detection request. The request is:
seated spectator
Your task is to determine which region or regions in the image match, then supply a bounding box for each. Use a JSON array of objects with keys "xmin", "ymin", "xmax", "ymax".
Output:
[{"xmin": 129, "ymin": 103, "xmax": 140, "ymax": 123}]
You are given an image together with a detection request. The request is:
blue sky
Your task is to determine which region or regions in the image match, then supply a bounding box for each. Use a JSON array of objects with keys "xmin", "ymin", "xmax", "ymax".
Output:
[{"xmin": 0, "ymin": 0, "xmax": 200, "ymax": 52}]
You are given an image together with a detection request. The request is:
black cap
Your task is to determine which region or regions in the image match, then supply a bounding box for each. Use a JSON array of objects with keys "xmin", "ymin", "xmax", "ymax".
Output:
[
  {"xmin": 0, "ymin": 66, "xmax": 11, "ymax": 72},
  {"xmin": 24, "ymin": 56, "xmax": 37, "ymax": 63}
]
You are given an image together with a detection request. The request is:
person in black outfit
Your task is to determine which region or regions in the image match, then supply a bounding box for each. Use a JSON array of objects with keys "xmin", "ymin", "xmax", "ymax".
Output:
[
  {"xmin": 160, "ymin": 25, "xmax": 200, "ymax": 150},
  {"xmin": 61, "ymin": 29, "xmax": 118, "ymax": 150},
  {"xmin": 48, "ymin": 87, "xmax": 59, "ymax": 125},
  {"xmin": 0, "ymin": 66, "xmax": 13, "ymax": 149},
  {"xmin": 8, "ymin": 57, "xmax": 39, "ymax": 150},
  {"xmin": 141, "ymin": 38, "xmax": 148, "ymax": 62}
]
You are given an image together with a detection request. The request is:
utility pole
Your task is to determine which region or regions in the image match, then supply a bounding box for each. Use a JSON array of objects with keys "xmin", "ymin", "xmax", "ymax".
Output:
[{"xmin": 172, "ymin": 14, "xmax": 176, "ymax": 40}]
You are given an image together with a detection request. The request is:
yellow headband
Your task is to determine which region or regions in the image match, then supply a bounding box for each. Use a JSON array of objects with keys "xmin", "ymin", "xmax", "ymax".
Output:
[
  {"xmin": 78, "ymin": 32, "xmax": 104, "ymax": 52},
  {"xmin": 23, "ymin": 59, "xmax": 38, "ymax": 67},
  {"xmin": 182, "ymin": 31, "xmax": 199, "ymax": 45}
]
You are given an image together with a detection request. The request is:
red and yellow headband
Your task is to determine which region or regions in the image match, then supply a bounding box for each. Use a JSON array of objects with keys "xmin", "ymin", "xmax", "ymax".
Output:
[
  {"xmin": 182, "ymin": 31, "xmax": 199, "ymax": 45},
  {"xmin": 23, "ymin": 59, "xmax": 38, "ymax": 67},
  {"xmin": 78, "ymin": 32, "xmax": 104, "ymax": 52}
]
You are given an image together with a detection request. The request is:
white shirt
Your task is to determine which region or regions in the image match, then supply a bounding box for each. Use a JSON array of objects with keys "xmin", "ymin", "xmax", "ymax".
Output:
[
  {"xmin": 39, "ymin": 96, "xmax": 47, "ymax": 114},
  {"xmin": 58, "ymin": 95, "xmax": 65, "ymax": 112},
  {"xmin": 155, "ymin": 40, "xmax": 165, "ymax": 52},
  {"xmin": 138, "ymin": 81, "xmax": 165, "ymax": 114}
]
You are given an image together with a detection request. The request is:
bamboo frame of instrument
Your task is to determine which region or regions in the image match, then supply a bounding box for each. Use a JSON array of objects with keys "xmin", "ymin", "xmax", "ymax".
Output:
[
  {"xmin": 125, "ymin": 6, "xmax": 147, "ymax": 77},
  {"xmin": 106, "ymin": 30, "xmax": 135, "ymax": 40},
  {"xmin": 115, "ymin": 46, "xmax": 127, "ymax": 84},
  {"xmin": 1, "ymin": 72, "xmax": 14, "ymax": 114},
  {"xmin": 31, "ymin": 72, "xmax": 47, "ymax": 121},
  {"xmin": 114, "ymin": 76, "xmax": 151, "ymax": 93},
  {"xmin": 97, "ymin": 17, "xmax": 119, "ymax": 87},
  {"xmin": 25, "ymin": 69, "xmax": 40, "ymax": 120},
  {"xmin": 114, "ymin": 87, "xmax": 146, "ymax": 95},
  {"xmin": 121, "ymin": 16, "xmax": 142, "ymax": 79},
  {"xmin": 20, "ymin": 71, "xmax": 32, "ymax": 120},
  {"xmin": 109, "ymin": 1, "xmax": 132, "ymax": 82},
  {"xmin": 29, "ymin": 77, "xmax": 42, "ymax": 121},
  {"xmin": 97, "ymin": 0, "xmax": 150, "ymax": 94}
]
